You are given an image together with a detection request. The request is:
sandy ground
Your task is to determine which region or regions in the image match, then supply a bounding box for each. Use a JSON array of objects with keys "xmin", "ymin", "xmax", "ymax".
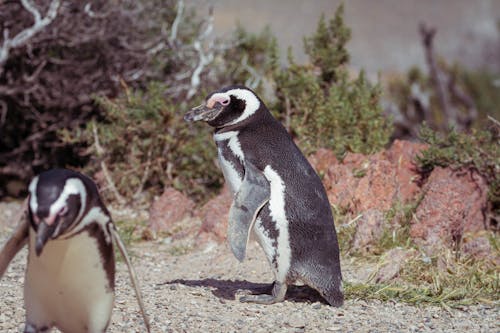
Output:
[{"xmin": 0, "ymin": 201, "xmax": 498, "ymax": 333}]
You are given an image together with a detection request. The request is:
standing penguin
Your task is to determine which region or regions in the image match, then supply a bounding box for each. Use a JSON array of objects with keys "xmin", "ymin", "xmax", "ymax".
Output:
[
  {"xmin": 0, "ymin": 169, "xmax": 150, "ymax": 333},
  {"xmin": 185, "ymin": 85, "xmax": 343, "ymax": 306}
]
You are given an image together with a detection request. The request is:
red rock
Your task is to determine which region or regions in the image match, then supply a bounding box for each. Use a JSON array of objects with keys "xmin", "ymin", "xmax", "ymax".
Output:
[
  {"xmin": 197, "ymin": 185, "xmax": 232, "ymax": 242},
  {"xmin": 342, "ymin": 152, "xmax": 366, "ymax": 167},
  {"xmin": 148, "ymin": 187, "xmax": 195, "ymax": 233},
  {"xmin": 352, "ymin": 209, "xmax": 386, "ymax": 252},
  {"xmin": 309, "ymin": 141, "xmax": 424, "ymax": 213},
  {"xmin": 385, "ymin": 139, "xmax": 427, "ymax": 202},
  {"xmin": 307, "ymin": 148, "xmax": 338, "ymax": 174},
  {"xmin": 410, "ymin": 167, "xmax": 488, "ymax": 253},
  {"xmin": 353, "ymin": 155, "xmax": 396, "ymax": 211}
]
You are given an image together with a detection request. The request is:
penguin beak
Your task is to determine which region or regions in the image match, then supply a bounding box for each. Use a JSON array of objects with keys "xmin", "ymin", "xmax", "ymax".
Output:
[
  {"xmin": 184, "ymin": 103, "xmax": 224, "ymax": 122},
  {"xmin": 35, "ymin": 221, "xmax": 57, "ymax": 256}
]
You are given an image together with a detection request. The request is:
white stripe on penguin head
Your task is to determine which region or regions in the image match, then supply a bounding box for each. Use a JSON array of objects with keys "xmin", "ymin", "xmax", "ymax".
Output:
[
  {"xmin": 28, "ymin": 176, "xmax": 39, "ymax": 214},
  {"xmin": 207, "ymin": 88, "xmax": 260, "ymax": 126},
  {"xmin": 227, "ymin": 89, "xmax": 260, "ymax": 125},
  {"xmin": 49, "ymin": 178, "xmax": 87, "ymax": 224}
]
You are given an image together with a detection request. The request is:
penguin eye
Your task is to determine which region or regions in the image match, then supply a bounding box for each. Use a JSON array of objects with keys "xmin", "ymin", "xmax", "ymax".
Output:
[
  {"xmin": 58, "ymin": 206, "xmax": 68, "ymax": 216},
  {"xmin": 221, "ymin": 99, "xmax": 230, "ymax": 106}
]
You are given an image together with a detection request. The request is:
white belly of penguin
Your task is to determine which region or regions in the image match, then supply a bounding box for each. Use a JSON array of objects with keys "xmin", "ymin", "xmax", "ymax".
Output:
[{"xmin": 25, "ymin": 229, "xmax": 113, "ymax": 333}]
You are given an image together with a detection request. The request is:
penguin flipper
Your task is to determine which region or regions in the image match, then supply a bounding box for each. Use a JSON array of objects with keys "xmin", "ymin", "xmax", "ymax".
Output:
[
  {"xmin": 110, "ymin": 226, "xmax": 151, "ymax": 333},
  {"xmin": 0, "ymin": 199, "xmax": 29, "ymax": 279},
  {"xmin": 228, "ymin": 161, "xmax": 270, "ymax": 262}
]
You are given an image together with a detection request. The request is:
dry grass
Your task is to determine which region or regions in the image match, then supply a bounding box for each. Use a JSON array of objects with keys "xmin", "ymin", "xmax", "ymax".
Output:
[{"xmin": 345, "ymin": 245, "xmax": 499, "ymax": 308}]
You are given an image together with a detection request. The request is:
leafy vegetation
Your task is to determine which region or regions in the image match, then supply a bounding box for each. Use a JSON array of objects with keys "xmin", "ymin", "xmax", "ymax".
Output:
[
  {"xmin": 221, "ymin": 5, "xmax": 393, "ymax": 158},
  {"xmin": 221, "ymin": 24, "xmax": 279, "ymax": 88},
  {"xmin": 61, "ymin": 82, "xmax": 222, "ymax": 203},
  {"xmin": 268, "ymin": 5, "xmax": 393, "ymax": 157}
]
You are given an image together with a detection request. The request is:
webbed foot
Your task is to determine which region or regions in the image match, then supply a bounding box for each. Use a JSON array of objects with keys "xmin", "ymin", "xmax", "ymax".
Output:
[{"xmin": 240, "ymin": 281, "xmax": 287, "ymax": 304}]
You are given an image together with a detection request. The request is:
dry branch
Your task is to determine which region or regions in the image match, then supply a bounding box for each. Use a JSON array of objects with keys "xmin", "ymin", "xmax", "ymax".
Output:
[
  {"xmin": 92, "ymin": 121, "xmax": 126, "ymax": 205},
  {"xmin": 0, "ymin": 0, "xmax": 60, "ymax": 70},
  {"xmin": 186, "ymin": 9, "xmax": 215, "ymax": 98}
]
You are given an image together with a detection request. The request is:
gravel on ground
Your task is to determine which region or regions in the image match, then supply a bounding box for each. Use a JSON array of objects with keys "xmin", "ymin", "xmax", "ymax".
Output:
[{"xmin": 0, "ymin": 201, "xmax": 497, "ymax": 333}]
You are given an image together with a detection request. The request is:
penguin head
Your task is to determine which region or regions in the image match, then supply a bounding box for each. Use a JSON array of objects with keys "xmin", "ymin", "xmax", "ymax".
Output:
[
  {"xmin": 28, "ymin": 169, "xmax": 87, "ymax": 256},
  {"xmin": 184, "ymin": 85, "xmax": 263, "ymax": 128}
]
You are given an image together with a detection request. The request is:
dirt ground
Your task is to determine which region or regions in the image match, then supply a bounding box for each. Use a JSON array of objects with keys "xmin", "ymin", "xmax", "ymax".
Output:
[{"xmin": 0, "ymin": 201, "xmax": 497, "ymax": 333}]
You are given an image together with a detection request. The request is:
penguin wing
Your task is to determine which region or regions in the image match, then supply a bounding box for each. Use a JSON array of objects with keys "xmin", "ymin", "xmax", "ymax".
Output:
[
  {"xmin": 0, "ymin": 199, "xmax": 29, "ymax": 279},
  {"xmin": 110, "ymin": 226, "xmax": 151, "ymax": 333},
  {"xmin": 228, "ymin": 161, "xmax": 270, "ymax": 262}
]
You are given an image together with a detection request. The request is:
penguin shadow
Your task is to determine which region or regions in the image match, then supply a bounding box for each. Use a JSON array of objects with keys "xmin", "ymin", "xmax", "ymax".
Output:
[{"xmin": 162, "ymin": 278, "xmax": 328, "ymax": 304}]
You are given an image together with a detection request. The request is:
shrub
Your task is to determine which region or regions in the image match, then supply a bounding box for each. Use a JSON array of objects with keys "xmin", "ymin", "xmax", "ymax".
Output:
[
  {"xmin": 221, "ymin": 24, "xmax": 279, "ymax": 89},
  {"xmin": 269, "ymin": 5, "xmax": 392, "ymax": 157},
  {"xmin": 219, "ymin": 5, "xmax": 392, "ymax": 159},
  {"xmin": 0, "ymin": 0, "xmax": 219, "ymax": 196},
  {"xmin": 61, "ymin": 82, "xmax": 222, "ymax": 203}
]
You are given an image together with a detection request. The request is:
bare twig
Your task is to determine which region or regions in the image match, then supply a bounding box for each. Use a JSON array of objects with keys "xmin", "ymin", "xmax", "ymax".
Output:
[
  {"xmin": 187, "ymin": 40, "xmax": 213, "ymax": 98},
  {"xmin": 168, "ymin": 0, "xmax": 184, "ymax": 46},
  {"xmin": 340, "ymin": 214, "xmax": 363, "ymax": 229},
  {"xmin": 92, "ymin": 121, "xmax": 126, "ymax": 204},
  {"xmin": 241, "ymin": 54, "xmax": 262, "ymax": 89},
  {"xmin": 448, "ymin": 73, "xmax": 478, "ymax": 127},
  {"xmin": 187, "ymin": 6, "xmax": 215, "ymax": 99},
  {"xmin": 83, "ymin": 3, "xmax": 109, "ymax": 19},
  {"xmin": 0, "ymin": 0, "xmax": 61, "ymax": 69},
  {"xmin": 133, "ymin": 148, "xmax": 153, "ymax": 199},
  {"xmin": 419, "ymin": 23, "xmax": 458, "ymax": 130},
  {"xmin": 487, "ymin": 115, "xmax": 500, "ymax": 128}
]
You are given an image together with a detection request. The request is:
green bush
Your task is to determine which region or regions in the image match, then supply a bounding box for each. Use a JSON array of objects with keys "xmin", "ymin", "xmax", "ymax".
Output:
[
  {"xmin": 221, "ymin": 5, "xmax": 392, "ymax": 159},
  {"xmin": 61, "ymin": 82, "xmax": 222, "ymax": 203},
  {"xmin": 221, "ymin": 24, "xmax": 279, "ymax": 87},
  {"xmin": 269, "ymin": 5, "xmax": 392, "ymax": 157}
]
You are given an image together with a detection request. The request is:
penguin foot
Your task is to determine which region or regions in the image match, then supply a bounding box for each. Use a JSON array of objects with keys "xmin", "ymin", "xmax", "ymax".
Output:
[{"xmin": 239, "ymin": 281, "xmax": 287, "ymax": 304}]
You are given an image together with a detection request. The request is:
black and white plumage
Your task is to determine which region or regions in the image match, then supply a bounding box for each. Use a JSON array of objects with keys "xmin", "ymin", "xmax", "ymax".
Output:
[
  {"xmin": 0, "ymin": 169, "xmax": 150, "ymax": 333},
  {"xmin": 185, "ymin": 85, "xmax": 343, "ymax": 306}
]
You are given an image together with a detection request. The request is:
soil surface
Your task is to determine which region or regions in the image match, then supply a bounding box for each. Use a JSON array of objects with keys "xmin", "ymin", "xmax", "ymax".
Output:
[{"xmin": 0, "ymin": 201, "xmax": 497, "ymax": 333}]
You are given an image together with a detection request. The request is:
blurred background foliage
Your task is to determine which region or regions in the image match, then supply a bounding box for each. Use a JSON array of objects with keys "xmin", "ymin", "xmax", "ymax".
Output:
[{"xmin": 0, "ymin": 1, "xmax": 498, "ymax": 211}]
